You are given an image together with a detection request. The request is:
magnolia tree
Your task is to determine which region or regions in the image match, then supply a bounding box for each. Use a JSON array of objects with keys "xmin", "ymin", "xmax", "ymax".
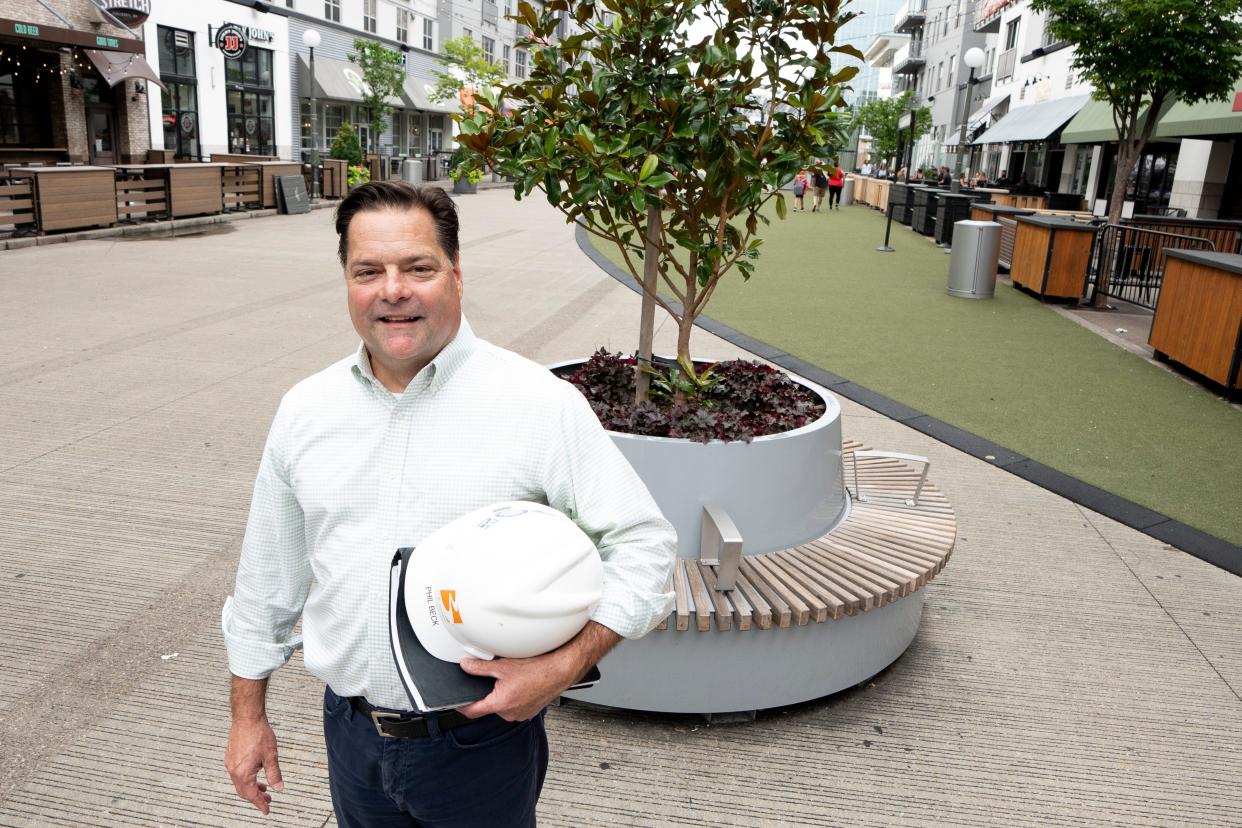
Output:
[
  {"xmin": 1030, "ymin": 0, "xmax": 1242, "ymax": 305},
  {"xmin": 457, "ymin": 0, "xmax": 855, "ymax": 402}
]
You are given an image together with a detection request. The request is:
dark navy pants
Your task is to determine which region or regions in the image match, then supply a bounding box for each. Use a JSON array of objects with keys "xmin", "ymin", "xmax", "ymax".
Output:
[{"xmin": 323, "ymin": 687, "xmax": 548, "ymax": 827}]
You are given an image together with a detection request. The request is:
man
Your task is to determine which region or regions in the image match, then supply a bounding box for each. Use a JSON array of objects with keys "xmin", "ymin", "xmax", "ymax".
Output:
[
  {"xmin": 222, "ymin": 182, "xmax": 676, "ymax": 826},
  {"xmin": 811, "ymin": 167, "xmax": 829, "ymax": 212}
]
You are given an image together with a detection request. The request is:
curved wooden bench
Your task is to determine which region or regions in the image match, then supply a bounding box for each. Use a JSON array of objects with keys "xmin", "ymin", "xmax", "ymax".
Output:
[{"xmin": 659, "ymin": 440, "xmax": 955, "ymax": 633}]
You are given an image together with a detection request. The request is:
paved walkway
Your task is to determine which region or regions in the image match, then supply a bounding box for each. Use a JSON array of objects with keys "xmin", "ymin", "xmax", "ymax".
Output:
[{"xmin": 0, "ymin": 191, "xmax": 1239, "ymax": 827}]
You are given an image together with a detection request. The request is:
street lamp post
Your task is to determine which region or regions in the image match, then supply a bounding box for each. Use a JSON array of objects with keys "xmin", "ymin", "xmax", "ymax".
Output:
[
  {"xmin": 877, "ymin": 108, "xmax": 916, "ymax": 253},
  {"xmin": 951, "ymin": 47, "xmax": 986, "ymax": 193},
  {"xmin": 302, "ymin": 28, "xmax": 322, "ymax": 200}
]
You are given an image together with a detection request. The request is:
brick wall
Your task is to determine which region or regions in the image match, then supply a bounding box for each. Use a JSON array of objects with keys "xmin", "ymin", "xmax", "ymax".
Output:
[{"xmin": 1, "ymin": 0, "xmax": 150, "ymax": 161}]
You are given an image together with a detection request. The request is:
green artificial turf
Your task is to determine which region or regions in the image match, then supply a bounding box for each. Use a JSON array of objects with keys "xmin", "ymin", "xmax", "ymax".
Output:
[{"xmin": 590, "ymin": 200, "xmax": 1242, "ymax": 547}]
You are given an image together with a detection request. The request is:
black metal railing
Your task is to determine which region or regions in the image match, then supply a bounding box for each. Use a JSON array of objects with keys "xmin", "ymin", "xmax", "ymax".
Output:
[{"xmin": 1086, "ymin": 223, "xmax": 1215, "ymax": 309}]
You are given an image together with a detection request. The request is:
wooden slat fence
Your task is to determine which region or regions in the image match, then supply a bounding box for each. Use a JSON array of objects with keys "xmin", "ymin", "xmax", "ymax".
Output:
[
  {"xmin": 221, "ymin": 165, "xmax": 261, "ymax": 211},
  {"xmin": 0, "ymin": 175, "xmax": 36, "ymax": 233},
  {"xmin": 115, "ymin": 173, "xmax": 169, "ymax": 222}
]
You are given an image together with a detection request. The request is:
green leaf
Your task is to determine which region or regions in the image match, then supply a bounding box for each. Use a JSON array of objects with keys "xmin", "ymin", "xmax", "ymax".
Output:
[
  {"xmin": 638, "ymin": 155, "xmax": 659, "ymax": 181},
  {"xmin": 775, "ymin": 193, "xmax": 787, "ymax": 220}
]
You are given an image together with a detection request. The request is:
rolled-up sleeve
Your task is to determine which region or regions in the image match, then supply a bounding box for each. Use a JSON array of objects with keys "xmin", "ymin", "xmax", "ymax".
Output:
[
  {"xmin": 544, "ymin": 385, "xmax": 676, "ymax": 639},
  {"xmin": 221, "ymin": 403, "xmax": 312, "ymax": 680}
]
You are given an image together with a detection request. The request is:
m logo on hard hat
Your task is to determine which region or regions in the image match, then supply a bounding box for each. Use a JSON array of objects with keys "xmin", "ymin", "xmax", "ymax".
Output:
[{"xmin": 440, "ymin": 590, "xmax": 463, "ymax": 624}]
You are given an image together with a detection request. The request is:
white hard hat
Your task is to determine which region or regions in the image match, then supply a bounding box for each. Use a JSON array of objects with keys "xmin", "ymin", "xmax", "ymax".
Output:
[{"xmin": 405, "ymin": 502, "xmax": 604, "ymax": 662}]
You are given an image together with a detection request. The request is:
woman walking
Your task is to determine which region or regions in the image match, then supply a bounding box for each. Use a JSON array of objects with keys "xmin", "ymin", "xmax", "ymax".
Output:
[{"xmin": 826, "ymin": 163, "xmax": 845, "ymax": 210}]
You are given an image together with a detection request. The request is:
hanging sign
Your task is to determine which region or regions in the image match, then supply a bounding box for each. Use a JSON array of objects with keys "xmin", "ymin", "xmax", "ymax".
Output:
[
  {"xmin": 213, "ymin": 22, "xmax": 275, "ymax": 59},
  {"xmin": 100, "ymin": 1, "xmax": 152, "ymax": 27},
  {"xmin": 215, "ymin": 23, "xmax": 247, "ymax": 58}
]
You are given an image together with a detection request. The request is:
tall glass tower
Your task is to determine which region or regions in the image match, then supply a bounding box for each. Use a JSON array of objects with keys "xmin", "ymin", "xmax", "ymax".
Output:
[{"xmin": 834, "ymin": 0, "xmax": 905, "ymax": 109}]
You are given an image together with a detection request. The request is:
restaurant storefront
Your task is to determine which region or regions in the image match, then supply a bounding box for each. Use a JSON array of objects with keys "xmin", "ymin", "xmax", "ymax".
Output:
[
  {"xmin": 141, "ymin": 1, "xmax": 292, "ymax": 160},
  {"xmin": 1, "ymin": 2, "xmax": 156, "ymax": 165}
]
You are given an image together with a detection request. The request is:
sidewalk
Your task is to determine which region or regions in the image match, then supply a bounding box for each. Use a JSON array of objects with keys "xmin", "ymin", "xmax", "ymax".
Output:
[{"xmin": 0, "ymin": 190, "xmax": 1239, "ymax": 826}]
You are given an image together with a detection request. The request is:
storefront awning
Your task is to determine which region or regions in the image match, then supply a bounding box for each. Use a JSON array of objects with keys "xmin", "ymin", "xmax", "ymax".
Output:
[
  {"xmin": 972, "ymin": 94, "xmax": 1091, "ymax": 145},
  {"xmin": 966, "ymin": 92, "xmax": 1010, "ymax": 132},
  {"xmin": 85, "ymin": 49, "xmax": 165, "ymax": 90},
  {"xmin": 401, "ymin": 76, "xmax": 458, "ymax": 114},
  {"xmin": 1153, "ymin": 88, "xmax": 1242, "ymax": 140},
  {"xmin": 298, "ymin": 54, "xmax": 402, "ymax": 106}
]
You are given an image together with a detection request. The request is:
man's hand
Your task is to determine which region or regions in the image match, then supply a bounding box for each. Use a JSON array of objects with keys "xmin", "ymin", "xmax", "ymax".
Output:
[
  {"xmin": 458, "ymin": 621, "xmax": 621, "ymax": 721},
  {"xmin": 225, "ymin": 675, "xmax": 284, "ymax": 816}
]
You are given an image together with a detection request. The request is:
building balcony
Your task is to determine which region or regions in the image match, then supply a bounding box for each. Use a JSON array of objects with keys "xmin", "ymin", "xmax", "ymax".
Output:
[
  {"xmin": 893, "ymin": 41, "xmax": 926, "ymax": 75},
  {"xmin": 974, "ymin": 0, "xmax": 1011, "ymax": 33},
  {"xmin": 894, "ymin": 1, "xmax": 927, "ymax": 35},
  {"xmin": 995, "ymin": 47, "xmax": 1017, "ymax": 82}
]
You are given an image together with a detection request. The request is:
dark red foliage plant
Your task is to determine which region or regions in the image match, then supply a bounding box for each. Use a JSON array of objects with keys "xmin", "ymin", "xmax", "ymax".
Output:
[{"xmin": 557, "ymin": 349, "xmax": 826, "ymax": 443}]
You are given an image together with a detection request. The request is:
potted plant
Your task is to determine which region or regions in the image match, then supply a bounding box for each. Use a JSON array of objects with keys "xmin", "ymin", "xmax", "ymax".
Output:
[
  {"xmin": 448, "ymin": 146, "xmax": 483, "ymax": 193},
  {"xmin": 457, "ymin": 0, "xmax": 879, "ymax": 713},
  {"xmin": 457, "ymin": 0, "xmax": 858, "ymax": 552}
]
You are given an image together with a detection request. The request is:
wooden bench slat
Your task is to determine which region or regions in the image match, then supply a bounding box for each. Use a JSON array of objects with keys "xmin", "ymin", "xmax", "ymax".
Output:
[
  {"xmin": 700, "ymin": 564, "xmax": 751, "ymax": 630},
  {"xmin": 806, "ymin": 538, "xmax": 922, "ymax": 595},
  {"xmin": 673, "ymin": 559, "xmax": 690, "ymax": 631},
  {"xmin": 797, "ymin": 544, "xmax": 902, "ymax": 606},
  {"xmin": 739, "ymin": 558, "xmax": 799, "ymax": 627},
  {"xmin": 684, "ymin": 560, "xmax": 715, "ymax": 632},
  {"xmin": 733, "ymin": 569, "xmax": 772, "ymax": 630},
  {"xmin": 779, "ymin": 550, "xmax": 864, "ymax": 615},
  {"xmin": 758, "ymin": 554, "xmax": 833, "ymax": 622}
]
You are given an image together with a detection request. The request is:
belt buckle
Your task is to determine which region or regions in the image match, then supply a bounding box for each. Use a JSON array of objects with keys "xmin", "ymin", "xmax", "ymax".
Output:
[{"xmin": 369, "ymin": 709, "xmax": 404, "ymax": 738}]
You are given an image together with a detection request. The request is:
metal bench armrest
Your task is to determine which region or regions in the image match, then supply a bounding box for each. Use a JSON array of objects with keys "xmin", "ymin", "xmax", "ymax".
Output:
[
  {"xmin": 850, "ymin": 450, "xmax": 931, "ymax": 507},
  {"xmin": 700, "ymin": 503, "xmax": 742, "ymax": 591}
]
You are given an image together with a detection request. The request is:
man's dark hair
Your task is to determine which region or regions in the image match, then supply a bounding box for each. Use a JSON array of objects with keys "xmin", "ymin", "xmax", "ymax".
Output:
[{"xmin": 334, "ymin": 181, "xmax": 459, "ymax": 266}]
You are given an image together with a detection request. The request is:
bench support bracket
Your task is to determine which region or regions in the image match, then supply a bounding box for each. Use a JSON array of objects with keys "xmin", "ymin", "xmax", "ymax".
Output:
[
  {"xmin": 700, "ymin": 503, "xmax": 743, "ymax": 592},
  {"xmin": 850, "ymin": 450, "xmax": 931, "ymax": 507}
]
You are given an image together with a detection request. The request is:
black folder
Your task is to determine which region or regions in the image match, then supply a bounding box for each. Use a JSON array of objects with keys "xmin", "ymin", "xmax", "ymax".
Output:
[{"xmin": 388, "ymin": 547, "xmax": 600, "ymax": 712}]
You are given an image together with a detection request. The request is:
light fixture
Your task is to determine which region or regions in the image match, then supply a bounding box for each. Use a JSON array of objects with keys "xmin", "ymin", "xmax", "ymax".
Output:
[
  {"xmin": 963, "ymin": 47, "xmax": 985, "ymax": 71},
  {"xmin": 301, "ymin": 28, "xmax": 321, "ymax": 49}
]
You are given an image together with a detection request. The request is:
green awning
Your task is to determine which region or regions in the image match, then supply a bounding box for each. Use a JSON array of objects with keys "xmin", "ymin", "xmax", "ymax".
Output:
[
  {"xmin": 1060, "ymin": 99, "xmax": 1121, "ymax": 144},
  {"xmin": 1153, "ymin": 90, "xmax": 1242, "ymax": 140},
  {"xmin": 1060, "ymin": 97, "xmax": 1168, "ymax": 144}
]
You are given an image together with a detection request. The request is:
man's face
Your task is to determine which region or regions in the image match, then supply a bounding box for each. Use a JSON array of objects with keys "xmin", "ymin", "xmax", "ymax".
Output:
[{"xmin": 344, "ymin": 207, "xmax": 463, "ymax": 392}]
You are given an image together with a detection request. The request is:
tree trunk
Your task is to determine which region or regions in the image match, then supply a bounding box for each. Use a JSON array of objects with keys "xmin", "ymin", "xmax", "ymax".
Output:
[
  {"xmin": 1096, "ymin": 142, "xmax": 1139, "ymax": 308},
  {"xmin": 634, "ymin": 204, "xmax": 660, "ymax": 406}
]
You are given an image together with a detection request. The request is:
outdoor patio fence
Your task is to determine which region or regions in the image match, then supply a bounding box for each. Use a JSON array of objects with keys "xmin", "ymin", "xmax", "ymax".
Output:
[{"xmin": 1086, "ymin": 224, "xmax": 1215, "ymax": 310}]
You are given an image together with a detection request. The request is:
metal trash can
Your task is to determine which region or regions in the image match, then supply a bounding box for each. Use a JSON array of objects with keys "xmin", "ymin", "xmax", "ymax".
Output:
[
  {"xmin": 403, "ymin": 158, "xmax": 424, "ymax": 184},
  {"xmin": 947, "ymin": 220, "xmax": 1001, "ymax": 299},
  {"xmin": 841, "ymin": 177, "xmax": 855, "ymax": 206}
]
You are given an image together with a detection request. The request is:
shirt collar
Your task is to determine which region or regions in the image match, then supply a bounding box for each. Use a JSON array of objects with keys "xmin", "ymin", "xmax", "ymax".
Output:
[{"xmin": 351, "ymin": 315, "xmax": 477, "ymax": 396}]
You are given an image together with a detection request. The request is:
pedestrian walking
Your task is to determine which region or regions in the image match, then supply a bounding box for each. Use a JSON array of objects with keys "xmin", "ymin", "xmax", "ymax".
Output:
[
  {"xmin": 827, "ymin": 164, "xmax": 845, "ymax": 210},
  {"xmin": 811, "ymin": 168, "xmax": 828, "ymax": 211},
  {"xmin": 792, "ymin": 170, "xmax": 809, "ymax": 211}
]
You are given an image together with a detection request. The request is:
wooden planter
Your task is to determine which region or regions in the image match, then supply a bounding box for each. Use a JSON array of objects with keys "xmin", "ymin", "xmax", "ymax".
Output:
[
  {"xmin": 25, "ymin": 166, "xmax": 117, "ymax": 233},
  {"xmin": 115, "ymin": 164, "xmax": 224, "ymax": 218},
  {"xmin": 1150, "ymin": 249, "xmax": 1242, "ymax": 390},
  {"xmin": 248, "ymin": 161, "xmax": 302, "ymax": 208},
  {"xmin": 1010, "ymin": 215, "xmax": 1098, "ymax": 300}
]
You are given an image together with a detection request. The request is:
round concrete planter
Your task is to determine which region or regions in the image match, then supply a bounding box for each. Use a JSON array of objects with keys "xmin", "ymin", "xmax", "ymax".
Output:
[
  {"xmin": 548, "ymin": 359, "xmax": 927, "ymax": 714},
  {"xmin": 452, "ymin": 179, "xmax": 478, "ymax": 194}
]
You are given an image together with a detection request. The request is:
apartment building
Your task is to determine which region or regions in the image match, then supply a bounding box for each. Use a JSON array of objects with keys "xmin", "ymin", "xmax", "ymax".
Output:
[{"xmin": 889, "ymin": 0, "xmax": 992, "ymax": 174}]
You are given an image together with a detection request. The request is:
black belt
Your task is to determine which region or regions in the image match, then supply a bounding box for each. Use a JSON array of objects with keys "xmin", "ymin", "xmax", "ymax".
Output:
[{"xmin": 348, "ymin": 697, "xmax": 473, "ymax": 739}]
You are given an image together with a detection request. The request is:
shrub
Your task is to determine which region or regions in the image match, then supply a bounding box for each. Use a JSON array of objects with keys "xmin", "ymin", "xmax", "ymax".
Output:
[
  {"xmin": 329, "ymin": 122, "xmax": 364, "ymax": 168},
  {"xmin": 558, "ymin": 350, "xmax": 825, "ymax": 443}
]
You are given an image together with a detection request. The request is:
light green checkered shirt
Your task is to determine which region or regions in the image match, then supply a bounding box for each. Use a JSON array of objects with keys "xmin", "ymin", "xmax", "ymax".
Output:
[{"xmin": 222, "ymin": 318, "xmax": 676, "ymax": 710}]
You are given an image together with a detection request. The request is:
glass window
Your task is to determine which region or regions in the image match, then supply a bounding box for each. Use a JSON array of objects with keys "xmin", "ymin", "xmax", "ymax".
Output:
[
  {"xmin": 224, "ymin": 48, "xmax": 275, "ymax": 156},
  {"xmin": 482, "ymin": 36, "xmax": 495, "ymax": 64},
  {"xmin": 503, "ymin": 44, "xmax": 511, "ymax": 75},
  {"xmin": 325, "ymin": 0, "xmax": 340, "ymax": 23},
  {"xmin": 397, "ymin": 9, "xmax": 409, "ymax": 42},
  {"xmin": 364, "ymin": 0, "xmax": 377, "ymax": 34},
  {"xmin": 423, "ymin": 18, "xmax": 435, "ymax": 51},
  {"xmin": 1005, "ymin": 19, "xmax": 1020, "ymax": 50},
  {"xmin": 157, "ymin": 27, "xmax": 199, "ymax": 159},
  {"xmin": 515, "ymin": 48, "xmax": 527, "ymax": 79}
]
